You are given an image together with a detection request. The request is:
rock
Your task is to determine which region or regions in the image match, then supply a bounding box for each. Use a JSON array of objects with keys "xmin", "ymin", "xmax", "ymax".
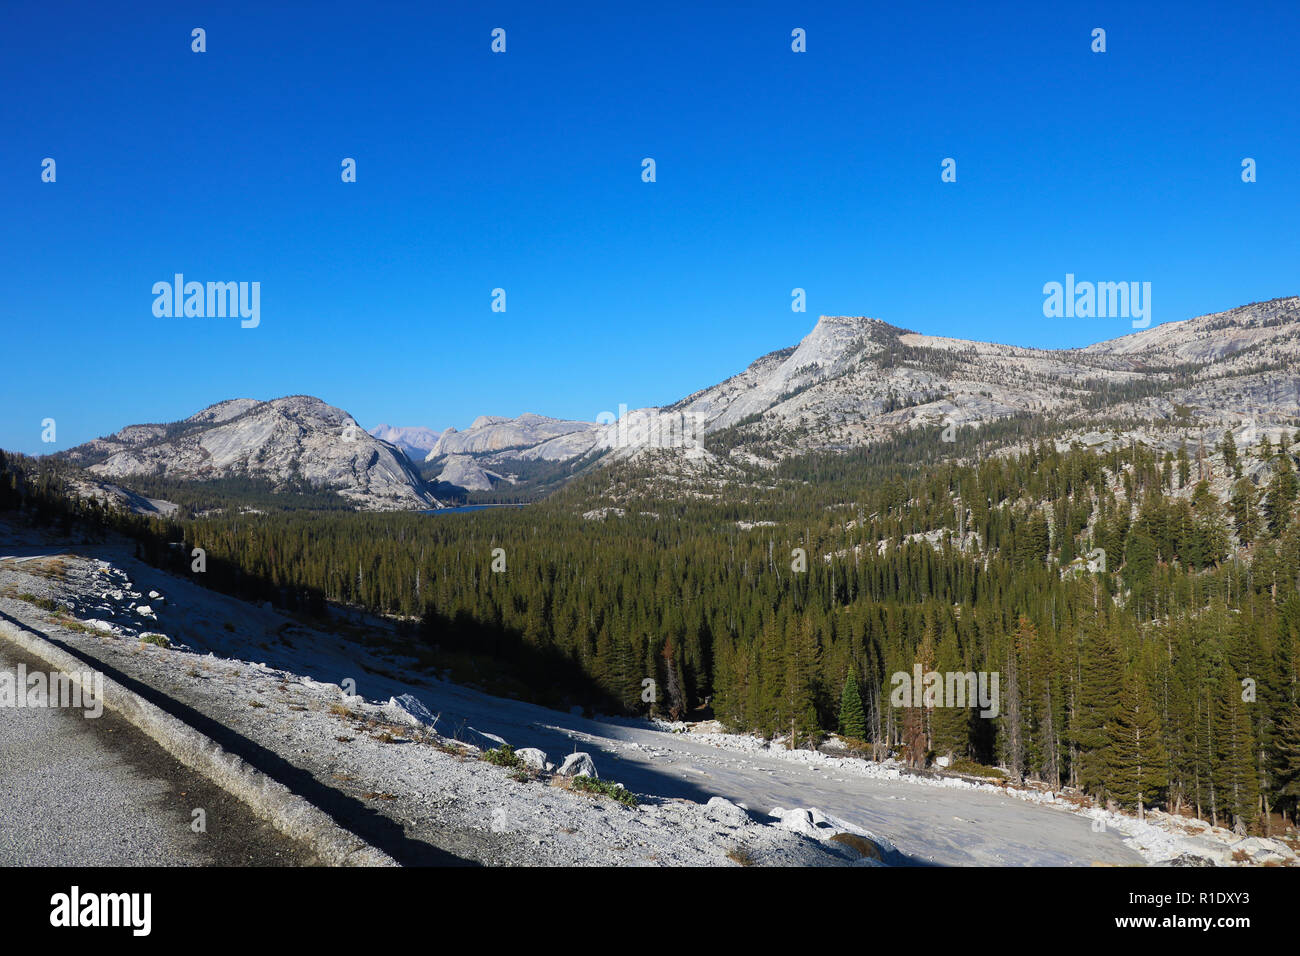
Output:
[
  {"xmin": 770, "ymin": 807, "xmax": 820, "ymax": 839},
  {"xmin": 704, "ymin": 797, "xmax": 750, "ymax": 828},
  {"xmin": 434, "ymin": 455, "xmax": 503, "ymax": 492},
  {"xmin": 935, "ymin": 755, "xmax": 952, "ymax": 768},
  {"xmin": 1155, "ymin": 854, "xmax": 1215, "ymax": 867},
  {"xmin": 424, "ymin": 413, "xmax": 599, "ymax": 461},
  {"xmin": 515, "ymin": 748, "xmax": 554, "ymax": 772},
  {"xmin": 1230, "ymin": 836, "xmax": 1292, "ymax": 864},
  {"xmin": 136, "ymin": 605, "xmax": 155, "ymax": 618},
  {"xmin": 558, "ymin": 752, "xmax": 597, "ymax": 778},
  {"xmin": 384, "ymin": 693, "xmax": 437, "ymax": 727},
  {"xmin": 830, "ymin": 832, "xmax": 884, "ymax": 861}
]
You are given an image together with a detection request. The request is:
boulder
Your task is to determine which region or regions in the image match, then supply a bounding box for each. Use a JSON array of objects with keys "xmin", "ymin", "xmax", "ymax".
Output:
[
  {"xmin": 558, "ymin": 752, "xmax": 597, "ymax": 778},
  {"xmin": 830, "ymin": 832, "xmax": 884, "ymax": 861},
  {"xmin": 770, "ymin": 807, "xmax": 820, "ymax": 839},
  {"xmin": 704, "ymin": 797, "xmax": 750, "ymax": 828},
  {"xmin": 515, "ymin": 747, "xmax": 554, "ymax": 772},
  {"xmin": 1230, "ymin": 836, "xmax": 1292, "ymax": 864},
  {"xmin": 384, "ymin": 693, "xmax": 437, "ymax": 727}
]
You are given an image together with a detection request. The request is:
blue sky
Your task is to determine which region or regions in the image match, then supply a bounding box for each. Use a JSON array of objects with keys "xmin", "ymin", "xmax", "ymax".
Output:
[{"xmin": 2, "ymin": 0, "xmax": 1297, "ymax": 455}]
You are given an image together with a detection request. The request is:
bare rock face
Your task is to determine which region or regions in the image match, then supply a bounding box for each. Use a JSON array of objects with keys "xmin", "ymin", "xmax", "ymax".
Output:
[
  {"xmin": 659, "ymin": 296, "xmax": 1300, "ymax": 459},
  {"xmin": 434, "ymin": 454, "xmax": 502, "ymax": 492},
  {"xmin": 416, "ymin": 297, "xmax": 1300, "ymax": 482},
  {"xmin": 62, "ymin": 396, "xmax": 439, "ymax": 511},
  {"xmin": 425, "ymin": 413, "xmax": 599, "ymax": 460}
]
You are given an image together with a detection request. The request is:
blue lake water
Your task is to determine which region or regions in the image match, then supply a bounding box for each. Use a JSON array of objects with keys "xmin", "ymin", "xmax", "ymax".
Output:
[{"xmin": 419, "ymin": 504, "xmax": 527, "ymax": 515}]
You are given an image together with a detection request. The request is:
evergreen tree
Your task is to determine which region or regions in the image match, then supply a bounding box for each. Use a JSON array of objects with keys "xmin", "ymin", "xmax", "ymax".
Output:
[
  {"xmin": 1275, "ymin": 703, "xmax": 1300, "ymax": 818},
  {"xmin": 1075, "ymin": 626, "xmax": 1123, "ymax": 799},
  {"xmin": 1108, "ymin": 670, "xmax": 1168, "ymax": 816},
  {"xmin": 838, "ymin": 668, "xmax": 867, "ymax": 740},
  {"xmin": 1265, "ymin": 453, "xmax": 1298, "ymax": 537},
  {"xmin": 1214, "ymin": 669, "xmax": 1260, "ymax": 832}
]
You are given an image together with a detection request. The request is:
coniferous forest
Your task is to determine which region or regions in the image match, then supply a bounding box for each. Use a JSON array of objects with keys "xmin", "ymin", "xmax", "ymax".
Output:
[{"xmin": 3, "ymin": 427, "xmax": 1300, "ymax": 834}]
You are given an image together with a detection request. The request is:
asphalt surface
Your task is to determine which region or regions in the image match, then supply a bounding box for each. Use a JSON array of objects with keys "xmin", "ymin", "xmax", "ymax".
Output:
[{"xmin": 0, "ymin": 638, "xmax": 320, "ymax": 866}]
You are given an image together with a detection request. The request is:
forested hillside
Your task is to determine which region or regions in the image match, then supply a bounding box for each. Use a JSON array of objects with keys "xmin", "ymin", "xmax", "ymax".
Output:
[{"xmin": 3, "ymin": 430, "xmax": 1299, "ymax": 833}]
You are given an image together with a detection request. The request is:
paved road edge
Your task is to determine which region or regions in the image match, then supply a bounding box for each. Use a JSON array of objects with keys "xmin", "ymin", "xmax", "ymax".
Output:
[{"xmin": 0, "ymin": 617, "xmax": 398, "ymax": 867}]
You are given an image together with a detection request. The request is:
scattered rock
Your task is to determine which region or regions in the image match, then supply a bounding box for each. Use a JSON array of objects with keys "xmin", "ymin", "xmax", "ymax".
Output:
[
  {"xmin": 385, "ymin": 693, "xmax": 438, "ymax": 727},
  {"xmin": 704, "ymin": 797, "xmax": 750, "ymax": 828},
  {"xmin": 830, "ymin": 832, "xmax": 884, "ymax": 861},
  {"xmin": 770, "ymin": 807, "xmax": 820, "ymax": 838},
  {"xmin": 1230, "ymin": 836, "xmax": 1292, "ymax": 864},
  {"xmin": 558, "ymin": 752, "xmax": 597, "ymax": 778},
  {"xmin": 515, "ymin": 747, "xmax": 554, "ymax": 772}
]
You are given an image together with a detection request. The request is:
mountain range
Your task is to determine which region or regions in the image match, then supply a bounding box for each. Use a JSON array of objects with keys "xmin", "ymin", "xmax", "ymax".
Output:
[
  {"xmin": 50, "ymin": 295, "xmax": 1300, "ymax": 510},
  {"xmin": 368, "ymin": 424, "xmax": 441, "ymax": 461}
]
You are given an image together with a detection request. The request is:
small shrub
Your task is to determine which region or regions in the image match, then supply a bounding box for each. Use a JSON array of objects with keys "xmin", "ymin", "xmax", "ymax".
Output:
[
  {"xmin": 482, "ymin": 745, "xmax": 524, "ymax": 768},
  {"xmin": 948, "ymin": 757, "xmax": 1005, "ymax": 779},
  {"xmin": 570, "ymin": 775, "xmax": 638, "ymax": 807},
  {"xmin": 139, "ymin": 633, "xmax": 170, "ymax": 648},
  {"xmin": 16, "ymin": 593, "xmax": 59, "ymax": 612},
  {"xmin": 726, "ymin": 847, "xmax": 756, "ymax": 866}
]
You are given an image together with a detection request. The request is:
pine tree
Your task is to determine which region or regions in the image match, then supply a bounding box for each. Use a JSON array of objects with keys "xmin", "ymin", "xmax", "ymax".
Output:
[
  {"xmin": 1221, "ymin": 429, "xmax": 1240, "ymax": 480},
  {"xmin": 1108, "ymin": 670, "xmax": 1168, "ymax": 816},
  {"xmin": 1265, "ymin": 453, "xmax": 1298, "ymax": 537},
  {"xmin": 838, "ymin": 668, "xmax": 867, "ymax": 740},
  {"xmin": 1214, "ymin": 669, "xmax": 1260, "ymax": 832},
  {"xmin": 1230, "ymin": 478, "xmax": 1260, "ymax": 545},
  {"xmin": 929, "ymin": 629, "xmax": 970, "ymax": 761},
  {"xmin": 1275, "ymin": 703, "xmax": 1300, "ymax": 819},
  {"xmin": 1075, "ymin": 626, "xmax": 1124, "ymax": 799}
]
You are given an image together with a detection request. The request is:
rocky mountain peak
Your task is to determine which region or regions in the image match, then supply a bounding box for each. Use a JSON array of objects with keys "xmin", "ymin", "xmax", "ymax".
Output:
[{"xmin": 60, "ymin": 396, "xmax": 439, "ymax": 511}]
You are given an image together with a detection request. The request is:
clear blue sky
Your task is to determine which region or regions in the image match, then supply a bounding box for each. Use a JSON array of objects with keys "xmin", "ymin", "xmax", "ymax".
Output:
[{"xmin": 2, "ymin": 0, "xmax": 1297, "ymax": 455}]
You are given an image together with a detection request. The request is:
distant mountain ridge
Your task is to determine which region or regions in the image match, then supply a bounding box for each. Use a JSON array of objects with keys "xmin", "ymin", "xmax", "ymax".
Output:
[
  {"xmin": 50, "ymin": 296, "xmax": 1300, "ymax": 509},
  {"xmin": 368, "ymin": 424, "xmax": 441, "ymax": 461},
  {"xmin": 60, "ymin": 396, "xmax": 439, "ymax": 511},
  {"xmin": 421, "ymin": 296, "xmax": 1300, "ymax": 473}
]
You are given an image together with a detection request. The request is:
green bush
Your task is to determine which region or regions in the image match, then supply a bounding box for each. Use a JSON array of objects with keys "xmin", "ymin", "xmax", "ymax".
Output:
[
  {"xmin": 17, "ymin": 593, "xmax": 59, "ymax": 612},
  {"xmin": 570, "ymin": 775, "xmax": 638, "ymax": 807},
  {"xmin": 482, "ymin": 745, "xmax": 524, "ymax": 768}
]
